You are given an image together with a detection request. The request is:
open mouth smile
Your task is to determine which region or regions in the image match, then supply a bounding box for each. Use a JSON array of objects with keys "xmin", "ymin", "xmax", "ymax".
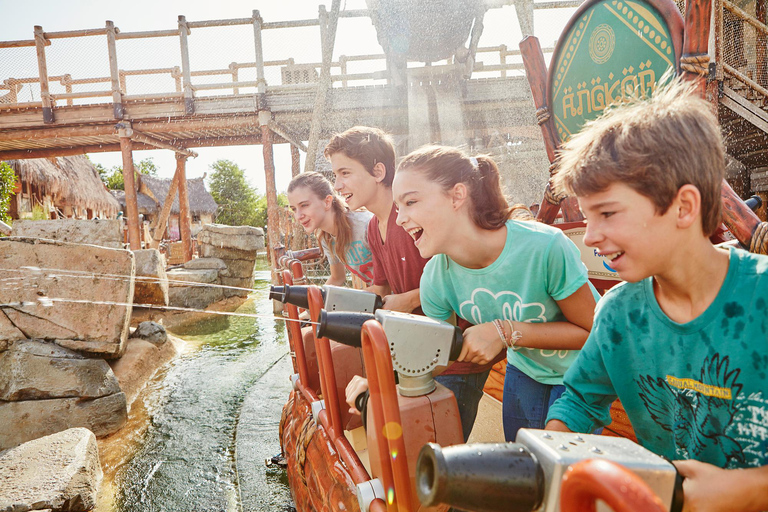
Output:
[{"xmin": 407, "ymin": 227, "xmax": 423, "ymax": 244}]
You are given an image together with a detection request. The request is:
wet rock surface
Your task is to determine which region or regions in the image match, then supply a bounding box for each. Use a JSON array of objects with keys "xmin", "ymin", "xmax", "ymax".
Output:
[
  {"xmin": 0, "ymin": 427, "xmax": 102, "ymax": 512},
  {"xmin": 133, "ymin": 321, "xmax": 167, "ymax": 346},
  {"xmin": 0, "ymin": 340, "xmax": 127, "ymax": 450},
  {"xmin": 0, "ymin": 238, "xmax": 134, "ymax": 358},
  {"xmin": 133, "ymin": 249, "xmax": 168, "ymax": 306},
  {"xmin": 11, "ymin": 219, "xmax": 123, "ymax": 249}
]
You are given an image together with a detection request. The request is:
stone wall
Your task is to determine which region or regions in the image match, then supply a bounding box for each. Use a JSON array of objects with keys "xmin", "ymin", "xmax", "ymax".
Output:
[
  {"xmin": 197, "ymin": 224, "xmax": 264, "ymax": 298},
  {"xmin": 11, "ymin": 219, "xmax": 123, "ymax": 249}
]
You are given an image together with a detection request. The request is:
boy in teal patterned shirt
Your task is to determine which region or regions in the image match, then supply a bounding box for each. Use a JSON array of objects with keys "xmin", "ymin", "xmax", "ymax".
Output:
[{"xmin": 546, "ymin": 79, "xmax": 768, "ymax": 511}]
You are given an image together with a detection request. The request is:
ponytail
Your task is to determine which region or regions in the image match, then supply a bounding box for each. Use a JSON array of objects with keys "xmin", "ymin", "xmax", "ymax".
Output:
[
  {"xmin": 287, "ymin": 172, "xmax": 354, "ymax": 265},
  {"xmin": 397, "ymin": 145, "xmax": 512, "ymax": 230}
]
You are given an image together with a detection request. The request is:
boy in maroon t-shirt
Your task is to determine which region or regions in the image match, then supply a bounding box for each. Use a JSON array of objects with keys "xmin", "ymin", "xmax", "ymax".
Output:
[{"xmin": 325, "ymin": 126, "xmax": 498, "ymax": 441}]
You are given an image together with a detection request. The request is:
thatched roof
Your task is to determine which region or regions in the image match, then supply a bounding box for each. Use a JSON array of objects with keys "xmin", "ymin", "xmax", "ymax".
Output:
[
  {"xmin": 110, "ymin": 190, "xmax": 159, "ymax": 215},
  {"xmin": 140, "ymin": 175, "xmax": 218, "ymax": 216},
  {"xmin": 5, "ymin": 155, "xmax": 120, "ymax": 216}
]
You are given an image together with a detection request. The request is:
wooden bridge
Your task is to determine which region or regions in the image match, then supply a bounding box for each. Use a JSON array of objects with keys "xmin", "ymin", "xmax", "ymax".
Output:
[{"xmin": 0, "ymin": 0, "xmax": 767, "ymax": 256}]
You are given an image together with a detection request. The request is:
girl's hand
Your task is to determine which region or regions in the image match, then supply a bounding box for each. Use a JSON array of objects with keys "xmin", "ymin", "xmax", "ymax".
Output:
[
  {"xmin": 458, "ymin": 322, "xmax": 506, "ymax": 365},
  {"xmin": 674, "ymin": 460, "xmax": 768, "ymax": 512},
  {"xmin": 345, "ymin": 375, "xmax": 369, "ymax": 415}
]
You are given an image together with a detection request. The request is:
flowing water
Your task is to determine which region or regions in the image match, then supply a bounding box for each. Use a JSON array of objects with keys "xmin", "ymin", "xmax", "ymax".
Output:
[{"xmin": 96, "ymin": 268, "xmax": 295, "ymax": 512}]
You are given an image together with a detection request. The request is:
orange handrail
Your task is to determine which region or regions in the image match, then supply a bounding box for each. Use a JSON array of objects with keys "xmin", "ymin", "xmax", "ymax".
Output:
[
  {"xmin": 361, "ymin": 319, "xmax": 413, "ymax": 512},
  {"xmin": 307, "ymin": 286, "xmax": 345, "ymax": 440},
  {"xmin": 560, "ymin": 459, "xmax": 667, "ymax": 512}
]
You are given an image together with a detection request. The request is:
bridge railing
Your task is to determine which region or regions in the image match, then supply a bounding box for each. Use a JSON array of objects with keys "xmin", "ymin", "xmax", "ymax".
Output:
[{"xmin": 0, "ymin": 7, "xmax": 565, "ymax": 114}]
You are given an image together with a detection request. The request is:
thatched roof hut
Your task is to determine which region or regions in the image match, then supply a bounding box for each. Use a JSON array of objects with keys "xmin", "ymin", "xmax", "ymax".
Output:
[
  {"xmin": 5, "ymin": 155, "xmax": 120, "ymax": 218},
  {"xmin": 139, "ymin": 175, "xmax": 218, "ymax": 217},
  {"xmin": 110, "ymin": 190, "xmax": 159, "ymax": 216}
]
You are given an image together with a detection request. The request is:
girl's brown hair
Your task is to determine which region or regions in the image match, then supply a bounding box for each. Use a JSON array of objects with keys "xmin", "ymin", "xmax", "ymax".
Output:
[
  {"xmin": 397, "ymin": 145, "xmax": 513, "ymax": 230},
  {"xmin": 287, "ymin": 172, "xmax": 353, "ymax": 265}
]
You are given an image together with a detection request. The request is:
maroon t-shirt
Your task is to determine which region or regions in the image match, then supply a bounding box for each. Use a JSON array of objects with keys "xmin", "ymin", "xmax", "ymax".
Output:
[
  {"xmin": 367, "ymin": 204, "xmax": 429, "ymax": 297},
  {"xmin": 367, "ymin": 204, "xmax": 498, "ymax": 375}
]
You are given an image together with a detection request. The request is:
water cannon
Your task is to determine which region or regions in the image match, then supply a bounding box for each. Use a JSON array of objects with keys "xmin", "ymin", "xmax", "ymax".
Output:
[
  {"xmin": 746, "ymin": 195, "xmax": 763, "ymax": 212},
  {"xmin": 416, "ymin": 429, "xmax": 684, "ymax": 512},
  {"xmin": 317, "ymin": 310, "xmax": 463, "ymax": 396},
  {"xmin": 269, "ymin": 284, "xmax": 383, "ymax": 313}
]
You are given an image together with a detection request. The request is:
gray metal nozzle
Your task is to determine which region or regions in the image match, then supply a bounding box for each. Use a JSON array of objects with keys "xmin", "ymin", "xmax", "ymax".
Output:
[
  {"xmin": 316, "ymin": 310, "xmax": 375, "ymax": 347},
  {"xmin": 416, "ymin": 442, "xmax": 544, "ymax": 512},
  {"xmin": 268, "ymin": 285, "xmax": 322, "ymax": 309}
]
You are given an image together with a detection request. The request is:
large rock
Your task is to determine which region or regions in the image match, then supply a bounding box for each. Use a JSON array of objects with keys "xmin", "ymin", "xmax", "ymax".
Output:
[
  {"xmin": 0, "ymin": 427, "xmax": 102, "ymax": 512},
  {"xmin": 0, "ymin": 238, "xmax": 134, "ymax": 358},
  {"xmin": 183, "ymin": 257, "xmax": 226, "ymax": 270},
  {"xmin": 108, "ymin": 335, "xmax": 180, "ymax": 406},
  {"xmin": 167, "ymin": 268, "xmax": 224, "ymax": 309},
  {"xmin": 133, "ymin": 321, "xmax": 167, "ymax": 346},
  {"xmin": 0, "ymin": 393, "xmax": 127, "ymax": 450},
  {"xmin": 0, "ymin": 340, "xmax": 121, "ymax": 401},
  {"xmin": 218, "ymin": 258, "xmax": 256, "ymax": 279},
  {"xmin": 11, "ymin": 219, "xmax": 123, "ymax": 249},
  {"xmin": 199, "ymin": 244, "xmax": 258, "ymax": 261},
  {"xmin": 133, "ymin": 249, "xmax": 169, "ymax": 306},
  {"xmin": 196, "ymin": 224, "xmax": 264, "ymax": 252}
]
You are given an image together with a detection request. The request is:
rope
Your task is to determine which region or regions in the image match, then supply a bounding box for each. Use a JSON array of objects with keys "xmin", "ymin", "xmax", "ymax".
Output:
[
  {"xmin": 536, "ymin": 106, "xmax": 551, "ymax": 125},
  {"xmin": 544, "ymin": 182, "xmax": 567, "ymax": 205},
  {"xmin": 680, "ymin": 53, "xmax": 709, "ymax": 77},
  {"xmin": 549, "ymin": 162, "xmax": 559, "ymax": 177},
  {"xmin": 295, "ymin": 414, "xmax": 317, "ymax": 485},
  {"xmin": 750, "ymin": 222, "xmax": 768, "ymax": 255},
  {"xmin": 279, "ymin": 392, "xmax": 294, "ymax": 454}
]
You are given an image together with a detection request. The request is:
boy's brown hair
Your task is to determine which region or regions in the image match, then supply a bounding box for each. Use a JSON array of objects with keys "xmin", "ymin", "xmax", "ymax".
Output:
[
  {"xmin": 553, "ymin": 78, "xmax": 724, "ymax": 236},
  {"xmin": 324, "ymin": 126, "xmax": 397, "ymax": 187}
]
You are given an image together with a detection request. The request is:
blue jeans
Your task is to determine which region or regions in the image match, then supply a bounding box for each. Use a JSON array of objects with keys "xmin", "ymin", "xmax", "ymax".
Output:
[
  {"xmin": 435, "ymin": 369, "xmax": 491, "ymax": 442},
  {"xmin": 502, "ymin": 363, "xmax": 566, "ymax": 442}
]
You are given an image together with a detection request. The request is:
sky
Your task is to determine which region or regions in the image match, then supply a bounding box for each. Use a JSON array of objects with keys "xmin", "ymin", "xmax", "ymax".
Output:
[{"xmin": 0, "ymin": 0, "xmax": 577, "ymax": 194}]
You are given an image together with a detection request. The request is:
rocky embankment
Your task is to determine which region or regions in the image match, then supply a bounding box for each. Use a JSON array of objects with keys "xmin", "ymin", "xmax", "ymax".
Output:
[{"xmin": 0, "ymin": 220, "xmax": 264, "ymax": 511}]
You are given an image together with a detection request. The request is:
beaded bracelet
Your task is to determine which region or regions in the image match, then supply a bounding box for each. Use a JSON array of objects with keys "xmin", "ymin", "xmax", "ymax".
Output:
[{"xmin": 492, "ymin": 319, "xmax": 508, "ymax": 347}]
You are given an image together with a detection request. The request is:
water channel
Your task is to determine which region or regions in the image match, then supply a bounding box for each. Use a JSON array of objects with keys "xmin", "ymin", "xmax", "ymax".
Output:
[{"xmin": 96, "ymin": 266, "xmax": 295, "ymax": 512}]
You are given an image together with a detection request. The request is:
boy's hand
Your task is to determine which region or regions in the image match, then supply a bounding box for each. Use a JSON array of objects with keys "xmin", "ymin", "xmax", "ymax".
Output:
[
  {"xmin": 381, "ymin": 289, "xmax": 420, "ymax": 313},
  {"xmin": 457, "ymin": 323, "xmax": 506, "ymax": 365},
  {"xmin": 674, "ymin": 460, "xmax": 768, "ymax": 512},
  {"xmin": 345, "ymin": 375, "xmax": 368, "ymax": 415}
]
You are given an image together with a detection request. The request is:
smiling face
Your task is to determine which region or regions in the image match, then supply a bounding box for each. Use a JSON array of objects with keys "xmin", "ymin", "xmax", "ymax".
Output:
[
  {"xmin": 579, "ymin": 182, "xmax": 679, "ymax": 283},
  {"xmin": 286, "ymin": 186, "xmax": 333, "ymax": 234},
  {"xmin": 330, "ymin": 153, "xmax": 381, "ymax": 211},
  {"xmin": 393, "ymin": 169, "xmax": 457, "ymax": 259}
]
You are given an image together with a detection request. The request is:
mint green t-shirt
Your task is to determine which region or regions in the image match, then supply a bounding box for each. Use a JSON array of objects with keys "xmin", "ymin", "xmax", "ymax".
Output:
[
  {"xmin": 547, "ymin": 247, "xmax": 768, "ymax": 468},
  {"xmin": 420, "ymin": 219, "xmax": 598, "ymax": 385}
]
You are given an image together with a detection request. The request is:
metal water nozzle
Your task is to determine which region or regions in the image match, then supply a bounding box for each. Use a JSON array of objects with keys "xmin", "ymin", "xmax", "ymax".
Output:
[
  {"xmin": 317, "ymin": 310, "xmax": 464, "ymax": 396},
  {"xmin": 416, "ymin": 442, "xmax": 544, "ymax": 512},
  {"xmin": 269, "ymin": 284, "xmax": 382, "ymax": 313},
  {"xmin": 415, "ymin": 430, "xmax": 684, "ymax": 512}
]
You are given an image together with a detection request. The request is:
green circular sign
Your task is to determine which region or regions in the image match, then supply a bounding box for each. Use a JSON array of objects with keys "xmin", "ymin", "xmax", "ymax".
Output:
[{"xmin": 550, "ymin": 0, "xmax": 678, "ymax": 141}]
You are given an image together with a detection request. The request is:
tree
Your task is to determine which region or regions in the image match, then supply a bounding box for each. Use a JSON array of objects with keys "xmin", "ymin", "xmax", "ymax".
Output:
[
  {"xmin": 253, "ymin": 192, "xmax": 288, "ymax": 229},
  {"xmin": 97, "ymin": 158, "xmax": 158, "ymax": 190},
  {"xmin": 0, "ymin": 161, "xmax": 17, "ymax": 224},
  {"xmin": 208, "ymin": 159, "xmax": 261, "ymax": 226}
]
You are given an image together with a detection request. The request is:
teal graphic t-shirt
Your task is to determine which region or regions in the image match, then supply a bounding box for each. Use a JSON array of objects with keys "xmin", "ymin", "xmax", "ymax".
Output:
[
  {"xmin": 547, "ymin": 247, "xmax": 768, "ymax": 468},
  {"xmin": 420, "ymin": 219, "xmax": 598, "ymax": 385}
]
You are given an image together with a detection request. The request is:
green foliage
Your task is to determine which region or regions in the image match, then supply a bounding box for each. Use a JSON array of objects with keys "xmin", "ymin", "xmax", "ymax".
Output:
[
  {"xmin": 208, "ymin": 159, "xmax": 261, "ymax": 227},
  {"xmin": 0, "ymin": 161, "xmax": 17, "ymax": 223},
  {"xmin": 98, "ymin": 158, "xmax": 158, "ymax": 190},
  {"xmin": 253, "ymin": 192, "xmax": 288, "ymax": 229},
  {"xmin": 30, "ymin": 203, "xmax": 49, "ymax": 220}
]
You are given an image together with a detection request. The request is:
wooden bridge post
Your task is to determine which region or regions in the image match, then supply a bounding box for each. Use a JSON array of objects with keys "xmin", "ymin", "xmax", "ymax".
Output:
[
  {"xmin": 106, "ymin": 21, "xmax": 124, "ymax": 120},
  {"xmin": 33, "ymin": 26, "xmax": 54, "ymax": 124},
  {"xmin": 118, "ymin": 132, "xmax": 141, "ymax": 250},
  {"xmin": 149, "ymin": 166, "xmax": 182, "ymax": 250},
  {"xmin": 178, "ymin": 16, "xmax": 195, "ymax": 115},
  {"xmin": 683, "ymin": 0, "xmax": 768, "ymax": 253},
  {"xmin": 176, "ymin": 154, "xmax": 193, "ymax": 262},
  {"xmin": 252, "ymin": 10, "xmax": 267, "ymax": 104},
  {"xmin": 290, "ymin": 143, "xmax": 301, "ymax": 177},
  {"xmin": 261, "ymin": 114, "xmax": 281, "ymax": 268},
  {"xmin": 520, "ymin": 36, "xmax": 583, "ymax": 223}
]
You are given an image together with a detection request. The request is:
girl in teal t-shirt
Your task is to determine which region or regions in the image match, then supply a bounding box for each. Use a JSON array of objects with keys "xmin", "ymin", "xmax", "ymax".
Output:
[{"xmin": 393, "ymin": 145, "xmax": 599, "ymax": 441}]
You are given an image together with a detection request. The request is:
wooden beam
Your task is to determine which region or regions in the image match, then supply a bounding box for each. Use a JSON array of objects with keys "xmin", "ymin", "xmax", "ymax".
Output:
[
  {"xmin": 127, "ymin": 128, "xmax": 199, "ymax": 157},
  {"xmin": 262, "ymin": 122, "xmax": 281, "ymax": 267},
  {"xmin": 119, "ymin": 136, "xmax": 142, "ymax": 250},
  {"xmin": 178, "ymin": 16, "xmax": 194, "ymax": 115},
  {"xmin": 133, "ymin": 116, "xmax": 260, "ymax": 133},
  {"xmin": 106, "ymin": 21, "xmax": 124, "ymax": 120},
  {"xmin": 0, "ymin": 142, "xmax": 155, "ymax": 160},
  {"xmin": 149, "ymin": 165, "xmax": 181, "ymax": 249},
  {"xmin": 0, "ymin": 124, "xmax": 118, "ymax": 141},
  {"xmin": 33, "ymin": 26, "xmax": 53, "ymax": 124},
  {"xmin": 291, "ymin": 143, "xmax": 301, "ymax": 177},
  {"xmin": 176, "ymin": 155, "xmax": 193, "ymax": 262}
]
